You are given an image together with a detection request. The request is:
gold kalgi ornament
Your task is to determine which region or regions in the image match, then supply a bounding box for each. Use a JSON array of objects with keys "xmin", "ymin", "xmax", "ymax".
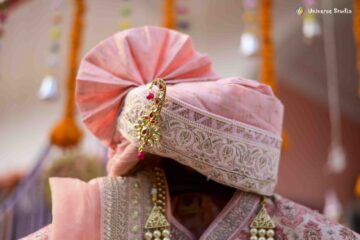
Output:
[{"xmin": 135, "ymin": 78, "xmax": 167, "ymax": 160}]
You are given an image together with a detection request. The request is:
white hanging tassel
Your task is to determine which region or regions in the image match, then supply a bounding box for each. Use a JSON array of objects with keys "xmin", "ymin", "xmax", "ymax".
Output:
[
  {"xmin": 38, "ymin": 75, "xmax": 59, "ymax": 101},
  {"xmin": 321, "ymin": 0, "xmax": 347, "ymax": 174},
  {"xmin": 323, "ymin": 189, "xmax": 343, "ymax": 222},
  {"xmin": 327, "ymin": 144, "xmax": 346, "ymax": 174},
  {"xmin": 38, "ymin": 0, "xmax": 63, "ymax": 102},
  {"xmin": 239, "ymin": 31, "xmax": 259, "ymax": 57},
  {"xmin": 240, "ymin": 0, "xmax": 259, "ymax": 57},
  {"xmin": 303, "ymin": 13, "xmax": 321, "ymax": 41}
]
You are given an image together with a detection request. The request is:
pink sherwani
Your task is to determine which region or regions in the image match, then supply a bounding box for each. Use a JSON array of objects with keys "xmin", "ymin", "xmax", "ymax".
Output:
[
  {"xmin": 22, "ymin": 169, "xmax": 359, "ymax": 240},
  {"xmin": 21, "ymin": 26, "xmax": 360, "ymax": 240}
]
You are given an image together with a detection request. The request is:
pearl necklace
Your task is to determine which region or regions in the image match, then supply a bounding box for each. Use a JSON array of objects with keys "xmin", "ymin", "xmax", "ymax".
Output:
[{"xmin": 249, "ymin": 197, "xmax": 276, "ymax": 240}]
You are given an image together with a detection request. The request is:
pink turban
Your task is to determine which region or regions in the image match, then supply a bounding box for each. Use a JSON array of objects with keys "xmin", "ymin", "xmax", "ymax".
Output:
[
  {"xmin": 76, "ymin": 26, "xmax": 284, "ymax": 196},
  {"xmin": 76, "ymin": 26, "xmax": 218, "ymax": 147}
]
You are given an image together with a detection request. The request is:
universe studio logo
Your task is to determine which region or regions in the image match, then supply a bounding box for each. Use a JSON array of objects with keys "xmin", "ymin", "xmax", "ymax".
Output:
[
  {"xmin": 296, "ymin": 7, "xmax": 304, "ymax": 16},
  {"xmin": 296, "ymin": 6, "xmax": 352, "ymax": 15}
]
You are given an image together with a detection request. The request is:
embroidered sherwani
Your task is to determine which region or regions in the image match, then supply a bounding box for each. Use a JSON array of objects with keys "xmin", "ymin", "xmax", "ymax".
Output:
[
  {"xmin": 21, "ymin": 26, "xmax": 360, "ymax": 240},
  {"xmin": 22, "ymin": 167, "xmax": 360, "ymax": 240}
]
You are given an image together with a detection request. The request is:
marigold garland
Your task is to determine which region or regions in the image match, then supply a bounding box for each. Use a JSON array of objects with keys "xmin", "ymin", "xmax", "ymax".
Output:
[
  {"xmin": 355, "ymin": 176, "xmax": 360, "ymax": 198},
  {"xmin": 259, "ymin": 0, "xmax": 288, "ymax": 150},
  {"xmin": 259, "ymin": 0, "xmax": 276, "ymax": 92},
  {"xmin": 354, "ymin": 0, "xmax": 360, "ymax": 96},
  {"xmin": 50, "ymin": 0, "xmax": 85, "ymax": 148},
  {"xmin": 163, "ymin": 0, "xmax": 175, "ymax": 29}
]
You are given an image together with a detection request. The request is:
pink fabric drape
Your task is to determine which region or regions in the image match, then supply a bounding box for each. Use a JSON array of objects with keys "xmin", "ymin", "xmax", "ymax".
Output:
[{"xmin": 50, "ymin": 178, "xmax": 100, "ymax": 240}]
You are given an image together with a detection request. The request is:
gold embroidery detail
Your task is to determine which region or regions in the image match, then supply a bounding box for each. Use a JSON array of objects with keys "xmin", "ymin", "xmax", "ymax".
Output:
[
  {"xmin": 145, "ymin": 206, "xmax": 170, "ymax": 229},
  {"xmin": 250, "ymin": 206, "xmax": 275, "ymax": 229},
  {"xmin": 102, "ymin": 177, "xmax": 129, "ymax": 240}
]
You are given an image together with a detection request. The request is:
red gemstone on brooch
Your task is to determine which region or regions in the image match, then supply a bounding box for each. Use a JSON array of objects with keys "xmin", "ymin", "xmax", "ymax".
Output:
[
  {"xmin": 137, "ymin": 151, "xmax": 145, "ymax": 160},
  {"xmin": 146, "ymin": 92, "xmax": 154, "ymax": 100}
]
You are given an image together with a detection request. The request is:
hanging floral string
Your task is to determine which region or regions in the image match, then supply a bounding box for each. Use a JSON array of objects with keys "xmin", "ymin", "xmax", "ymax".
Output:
[
  {"xmin": 38, "ymin": 0, "xmax": 64, "ymax": 101},
  {"xmin": 355, "ymin": 176, "xmax": 360, "ymax": 198},
  {"xmin": 163, "ymin": 0, "xmax": 175, "ymax": 29},
  {"xmin": 239, "ymin": 0, "xmax": 259, "ymax": 57},
  {"xmin": 50, "ymin": 0, "xmax": 85, "ymax": 148},
  {"xmin": 118, "ymin": 0, "xmax": 133, "ymax": 31},
  {"xmin": 302, "ymin": 0, "xmax": 321, "ymax": 43},
  {"xmin": 354, "ymin": 0, "xmax": 360, "ymax": 96},
  {"xmin": 259, "ymin": 0, "xmax": 288, "ymax": 149},
  {"xmin": 259, "ymin": 0, "xmax": 275, "ymax": 91},
  {"xmin": 176, "ymin": 0, "xmax": 189, "ymax": 31},
  {"xmin": 321, "ymin": 0, "xmax": 346, "ymax": 173}
]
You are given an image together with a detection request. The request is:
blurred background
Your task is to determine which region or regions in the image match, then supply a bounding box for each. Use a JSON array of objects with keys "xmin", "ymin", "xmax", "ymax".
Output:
[{"xmin": 0, "ymin": 0, "xmax": 360, "ymax": 238}]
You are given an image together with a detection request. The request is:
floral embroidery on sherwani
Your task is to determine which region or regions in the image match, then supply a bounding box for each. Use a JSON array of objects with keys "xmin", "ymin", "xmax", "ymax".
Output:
[
  {"xmin": 201, "ymin": 192, "xmax": 259, "ymax": 240},
  {"xmin": 339, "ymin": 228, "xmax": 357, "ymax": 240},
  {"xmin": 98, "ymin": 174, "xmax": 360, "ymax": 240},
  {"xmin": 99, "ymin": 168, "xmax": 261, "ymax": 240},
  {"xmin": 275, "ymin": 226, "xmax": 289, "ymax": 240},
  {"xmin": 303, "ymin": 221, "xmax": 322, "ymax": 240},
  {"xmin": 20, "ymin": 174, "xmax": 360, "ymax": 240},
  {"xmin": 100, "ymin": 169, "xmax": 153, "ymax": 240},
  {"xmin": 275, "ymin": 197, "xmax": 307, "ymax": 228},
  {"xmin": 272, "ymin": 195, "xmax": 360, "ymax": 240}
]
